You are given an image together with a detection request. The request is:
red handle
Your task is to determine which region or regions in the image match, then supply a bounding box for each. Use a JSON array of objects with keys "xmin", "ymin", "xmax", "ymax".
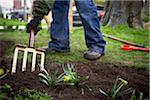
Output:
[
  {"xmin": 29, "ymin": 30, "xmax": 35, "ymax": 48},
  {"xmin": 121, "ymin": 44, "xmax": 150, "ymax": 52}
]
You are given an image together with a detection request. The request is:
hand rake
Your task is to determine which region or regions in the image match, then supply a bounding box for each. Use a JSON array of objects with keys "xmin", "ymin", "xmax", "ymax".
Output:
[{"xmin": 11, "ymin": 30, "xmax": 46, "ymax": 74}]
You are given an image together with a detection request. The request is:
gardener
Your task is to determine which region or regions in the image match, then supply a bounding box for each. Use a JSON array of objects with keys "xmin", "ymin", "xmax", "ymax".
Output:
[{"xmin": 26, "ymin": 0, "xmax": 106, "ymax": 60}]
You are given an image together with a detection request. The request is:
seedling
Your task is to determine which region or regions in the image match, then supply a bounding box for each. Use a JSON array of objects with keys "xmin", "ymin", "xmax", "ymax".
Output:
[
  {"xmin": 38, "ymin": 69, "xmax": 64, "ymax": 87},
  {"xmin": 14, "ymin": 88, "xmax": 52, "ymax": 100},
  {"xmin": 99, "ymin": 78, "xmax": 133, "ymax": 100},
  {"xmin": 0, "ymin": 84, "xmax": 12, "ymax": 100},
  {"xmin": 0, "ymin": 68, "xmax": 4, "ymax": 76},
  {"xmin": 130, "ymin": 90, "xmax": 143, "ymax": 100},
  {"xmin": 0, "ymin": 84, "xmax": 12, "ymax": 93},
  {"xmin": 38, "ymin": 63, "xmax": 89, "ymax": 87},
  {"xmin": 62, "ymin": 63, "xmax": 89, "ymax": 86},
  {"xmin": 0, "ymin": 69, "xmax": 9, "ymax": 80}
]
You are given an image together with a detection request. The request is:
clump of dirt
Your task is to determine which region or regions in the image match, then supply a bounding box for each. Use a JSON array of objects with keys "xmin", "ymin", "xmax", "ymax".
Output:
[{"xmin": 0, "ymin": 41, "xmax": 149, "ymax": 100}]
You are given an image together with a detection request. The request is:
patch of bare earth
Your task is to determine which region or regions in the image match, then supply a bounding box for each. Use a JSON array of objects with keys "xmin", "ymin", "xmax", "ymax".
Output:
[{"xmin": 0, "ymin": 40, "xmax": 149, "ymax": 100}]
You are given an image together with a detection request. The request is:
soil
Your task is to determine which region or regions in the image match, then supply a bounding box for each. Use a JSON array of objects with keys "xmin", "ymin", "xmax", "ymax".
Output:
[{"xmin": 0, "ymin": 40, "xmax": 149, "ymax": 100}]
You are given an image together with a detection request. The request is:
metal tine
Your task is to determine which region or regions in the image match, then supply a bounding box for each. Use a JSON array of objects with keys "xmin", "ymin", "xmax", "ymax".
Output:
[
  {"xmin": 36, "ymin": 50, "xmax": 45, "ymax": 72},
  {"xmin": 40, "ymin": 52, "xmax": 45, "ymax": 71},
  {"xmin": 12, "ymin": 47, "xmax": 19, "ymax": 74},
  {"xmin": 11, "ymin": 46, "xmax": 46, "ymax": 74},
  {"xmin": 22, "ymin": 49, "xmax": 28, "ymax": 71},
  {"xmin": 12, "ymin": 46, "xmax": 25, "ymax": 74},
  {"xmin": 22, "ymin": 48, "xmax": 36, "ymax": 72},
  {"xmin": 31, "ymin": 50, "xmax": 37, "ymax": 72}
]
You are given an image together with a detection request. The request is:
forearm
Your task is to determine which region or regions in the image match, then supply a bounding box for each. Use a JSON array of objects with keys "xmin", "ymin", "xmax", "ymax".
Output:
[
  {"xmin": 26, "ymin": 0, "xmax": 55, "ymax": 34},
  {"xmin": 32, "ymin": 0, "xmax": 55, "ymax": 19}
]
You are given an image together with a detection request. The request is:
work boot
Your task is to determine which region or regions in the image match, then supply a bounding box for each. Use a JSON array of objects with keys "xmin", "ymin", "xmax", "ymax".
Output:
[{"xmin": 84, "ymin": 50, "xmax": 104, "ymax": 60}]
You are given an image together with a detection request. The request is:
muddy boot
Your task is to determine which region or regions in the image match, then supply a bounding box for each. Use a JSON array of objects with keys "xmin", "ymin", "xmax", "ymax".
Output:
[{"xmin": 84, "ymin": 50, "xmax": 104, "ymax": 60}]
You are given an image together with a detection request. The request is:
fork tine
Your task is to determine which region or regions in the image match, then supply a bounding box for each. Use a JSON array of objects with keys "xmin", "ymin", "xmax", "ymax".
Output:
[
  {"xmin": 12, "ymin": 47, "xmax": 19, "ymax": 73},
  {"xmin": 22, "ymin": 49, "xmax": 28, "ymax": 71},
  {"xmin": 31, "ymin": 51, "xmax": 36, "ymax": 72},
  {"xmin": 12, "ymin": 45, "xmax": 46, "ymax": 73},
  {"xmin": 40, "ymin": 52, "xmax": 45, "ymax": 71}
]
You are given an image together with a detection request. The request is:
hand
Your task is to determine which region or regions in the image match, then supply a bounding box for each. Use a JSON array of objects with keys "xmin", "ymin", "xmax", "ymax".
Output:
[{"xmin": 26, "ymin": 17, "xmax": 42, "ymax": 34}]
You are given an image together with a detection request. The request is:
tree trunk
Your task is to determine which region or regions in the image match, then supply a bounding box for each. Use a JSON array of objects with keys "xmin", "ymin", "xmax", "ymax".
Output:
[
  {"xmin": 142, "ymin": 0, "xmax": 150, "ymax": 29},
  {"xmin": 142, "ymin": 0, "xmax": 149, "ymax": 22},
  {"xmin": 126, "ymin": 1, "xmax": 143, "ymax": 28},
  {"xmin": 103, "ymin": 0, "xmax": 144, "ymax": 29}
]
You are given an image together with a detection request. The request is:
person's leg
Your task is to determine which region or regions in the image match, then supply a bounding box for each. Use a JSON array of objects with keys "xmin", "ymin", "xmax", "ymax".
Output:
[
  {"xmin": 75, "ymin": 0, "xmax": 106, "ymax": 59},
  {"xmin": 48, "ymin": 0, "xmax": 70, "ymax": 52}
]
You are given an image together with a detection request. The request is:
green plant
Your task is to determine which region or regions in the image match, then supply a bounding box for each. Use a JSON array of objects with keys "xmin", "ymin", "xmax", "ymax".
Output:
[
  {"xmin": 0, "ymin": 83, "xmax": 12, "ymax": 93},
  {"xmin": 39, "ymin": 64, "xmax": 89, "ymax": 87},
  {"xmin": 0, "ymin": 69, "xmax": 9, "ymax": 80},
  {"xmin": 0, "ymin": 84, "xmax": 12, "ymax": 100},
  {"xmin": 14, "ymin": 88, "xmax": 52, "ymax": 100},
  {"xmin": 0, "ymin": 68, "xmax": 4, "ymax": 75},
  {"xmin": 62, "ymin": 64, "xmax": 89, "ymax": 86},
  {"xmin": 0, "ymin": 84, "xmax": 52, "ymax": 100},
  {"xmin": 38, "ymin": 69, "xmax": 64, "ymax": 87},
  {"xmin": 99, "ymin": 78, "xmax": 133, "ymax": 100},
  {"xmin": 130, "ymin": 90, "xmax": 143, "ymax": 100}
]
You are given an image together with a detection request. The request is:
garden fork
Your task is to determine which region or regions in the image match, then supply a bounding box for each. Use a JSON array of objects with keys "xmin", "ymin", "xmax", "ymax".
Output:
[{"xmin": 11, "ymin": 30, "xmax": 46, "ymax": 74}]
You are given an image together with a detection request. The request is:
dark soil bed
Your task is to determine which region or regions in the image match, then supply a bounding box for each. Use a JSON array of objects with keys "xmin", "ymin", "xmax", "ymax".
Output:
[{"xmin": 0, "ymin": 40, "xmax": 149, "ymax": 100}]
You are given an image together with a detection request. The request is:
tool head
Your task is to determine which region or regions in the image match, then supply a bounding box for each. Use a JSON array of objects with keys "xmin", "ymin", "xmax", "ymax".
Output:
[{"xmin": 11, "ymin": 30, "xmax": 46, "ymax": 74}]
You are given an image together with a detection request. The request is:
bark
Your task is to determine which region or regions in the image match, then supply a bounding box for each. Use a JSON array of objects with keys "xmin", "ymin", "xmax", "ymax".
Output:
[
  {"xmin": 126, "ymin": 1, "xmax": 143, "ymax": 28},
  {"xmin": 0, "ymin": 6, "xmax": 2, "ymax": 18},
  {"xmin": 103, "ymin": 0, "xmax": 144, "ymax": 29},
  {"xmin": 142, "ymin": 0, "xmax": 150, "ymax": 22}
]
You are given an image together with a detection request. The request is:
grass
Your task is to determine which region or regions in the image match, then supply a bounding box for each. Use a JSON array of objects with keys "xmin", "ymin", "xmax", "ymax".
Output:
[
  {"xmin": 101, "ymin": 25, "xmax": 149, "ymax": 68},
  {"xmin": 0, "ymin": 25, "xmax": 149, "ymax": 69}
]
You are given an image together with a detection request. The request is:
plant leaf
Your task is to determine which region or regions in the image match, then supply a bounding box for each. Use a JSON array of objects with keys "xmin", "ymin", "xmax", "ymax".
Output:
[
  {"xmin": 57, "ymin": 72, "xmax": 65, "ymax": 80},
  {"xmin": 40, "ymin": 78, "xmax": 49, "ymax": 86},
  {"xmin": 130, "ymin": 90, "xmax": 136, "ymax": 100},
  {"xmin": 138, "ymin": 92, "xmax": 143, "ymax": 100},
  {"xmin": 113, "ymin": 84, "xmax": 124, "ymax": 98},
  {"xmin": 99, "ymin": 88, "xmax": 109, "ymax": 96},
  {"xmin": 0, "ymin": 70, "xmax": 9, "ymax": 80},
  {"xmin": 119, "ymin": 87, "xmax": 133, "ymax": 96},
  {"xmin": 38, "ymin": 73, "xmax": 49, "ymax": 81}
]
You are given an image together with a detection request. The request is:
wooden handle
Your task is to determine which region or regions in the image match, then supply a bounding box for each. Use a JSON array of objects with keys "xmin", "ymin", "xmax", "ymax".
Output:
[
  {"xmin": 29, "ymin": 30, "xmax": 35, "ymax": 48},
  {"xmin": 103, "ymin": 34, "xmax": 145, "ymax": 48}
]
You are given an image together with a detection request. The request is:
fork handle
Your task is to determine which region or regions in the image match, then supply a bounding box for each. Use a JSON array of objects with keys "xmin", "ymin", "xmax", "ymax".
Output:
[{"xmin": 29, "ymin": 30, "xmax": 35, "ymax": 48}]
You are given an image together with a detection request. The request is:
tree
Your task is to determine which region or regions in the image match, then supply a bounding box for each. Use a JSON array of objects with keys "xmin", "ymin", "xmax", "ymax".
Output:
[
  {"xmin": 102, "ymin": 0, "xmax": 144, "ymax": 29},
  {"xmin": 0, "ymin": 6, "xmax": 2, "ymax": 17}
]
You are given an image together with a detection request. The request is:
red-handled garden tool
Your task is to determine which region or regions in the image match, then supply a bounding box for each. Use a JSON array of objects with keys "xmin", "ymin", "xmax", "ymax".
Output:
[
  {"xmin": 121, "ymin": 44, "xmax": 150, "ymax": 52},
  {"xmin": 103, "ymin": 33, "xmax": 149, "ymax": 52},
  {"xmin": 11, "ymin": 30, "xmax": 46, "ymax": 74},
  {"xmin": 103, "ymin": 33, "xmax": 145, "ymax": 48}
]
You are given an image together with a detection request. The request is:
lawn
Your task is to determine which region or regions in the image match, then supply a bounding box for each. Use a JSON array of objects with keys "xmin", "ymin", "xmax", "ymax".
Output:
[{"xmin": 0, "ymin": 25, "xmax": 149, "ymax": 69}]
